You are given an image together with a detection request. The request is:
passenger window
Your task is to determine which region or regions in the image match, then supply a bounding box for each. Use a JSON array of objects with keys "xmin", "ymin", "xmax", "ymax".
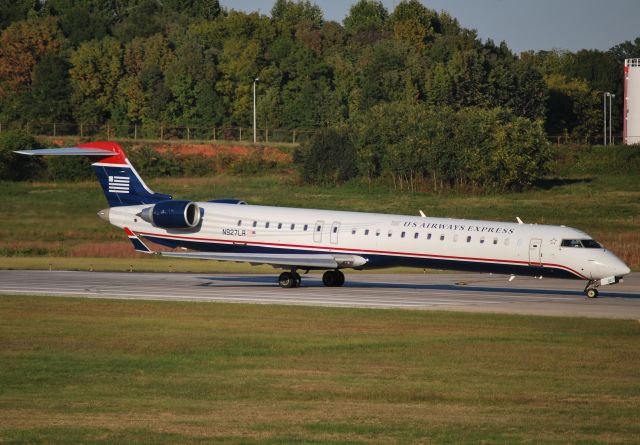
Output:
[
  {"xmin": 480, "ymin": 237, "xmax": 485, "ymax": 244},
  {"xmin": 401, "ymin": 231, "xmax": 406, "ymax": 238},
  {"xmin": 333, "ymin": 226, "xmax": 338, "ymax": 233},
  {"xmin": 440, "ymin": 235, "xmax": 445, "ymax": 241},
  {"xmin": 352, "ymin": 229, "xmax": 356, "ymax": 235},
  {"xmin": 365, "ymin": 229, "xmax": 369, "ymax": 235},
  {"xmin": 252, "ymin": 221, "xmax": 257, "ymax": 228},
  {"xmin": 316, "ymin": 225, "xmax": 321, "ymax": 232},
  {"xmin": 237, "ymin": 220, "xmax": 242, "ymax": 226},
  {"xmin": 427, "ymin": 233, "xmax": 432, "ymax": 240},
  {"xmin": 278, "ymin": 223, "xmax": 282, "ymax": 229},
  {"xmin": 265, "ymin": 222, "xmax": 270, "ymax": 228},
  {"xmin": 467, "ymin": 236, "xmax": 471, "ymax": 243},
  {"xmin": 414, "ymin": 232, "xmax": 419, "ymax": 239},
  {"xmin": 376, "ymin": 230, "xmax": 380, "ymax": 237},
  {"xmin": 303, "ymin": 224, "xmax": 308, "ymax": 231},
  {"xmin": 387, "ymin": 230, "xmax": 392, "ymax": 237},
  {"xmin": 493, "ymin": 238, "xmax": 498, "ymax": 245}
]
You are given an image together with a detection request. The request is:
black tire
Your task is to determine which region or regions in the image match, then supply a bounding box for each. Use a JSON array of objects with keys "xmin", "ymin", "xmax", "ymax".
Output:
[
  {"xmin": 279, "ymin": 272, "xmax": 294, "ymax": 289},
  {"xmin": 293, "ymin": 272, "xmax": 302, "ymax": 288},
  {"xmin": 335, "ymin": 270, "xmax": 345, "ymax": 287},
  {"xmin": 586, "ymin": 288, "xmax": 598, "ymax": 298},
  {"xmin": 322, "ymin": 270, "xmax": 336, "ymax": 287}
]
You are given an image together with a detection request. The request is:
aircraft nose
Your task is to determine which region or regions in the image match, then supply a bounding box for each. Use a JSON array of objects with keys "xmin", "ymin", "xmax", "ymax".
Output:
[{"xmin": 617, "ymin": 263, "xmax": 631, "ymax": 277}]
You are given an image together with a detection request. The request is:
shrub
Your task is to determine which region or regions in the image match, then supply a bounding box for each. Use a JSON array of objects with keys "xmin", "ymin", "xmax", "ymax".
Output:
[
  {"xmin": 296, "ymin": 127, "xmax": 358, "ymax": 184},
  {"xmin": 0, "ymin": 130, "xmax": 44, "ymax": 181}
]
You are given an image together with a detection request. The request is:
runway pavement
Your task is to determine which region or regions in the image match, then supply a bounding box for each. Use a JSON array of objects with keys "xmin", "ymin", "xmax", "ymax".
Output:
[{"xmin": 1, "ymin": 269, "xmax": 640, "ymax": 319}]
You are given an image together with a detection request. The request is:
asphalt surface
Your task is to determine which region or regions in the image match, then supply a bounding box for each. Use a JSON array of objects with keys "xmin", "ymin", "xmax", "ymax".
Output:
[{"xmin": 1, "ymin": 270, "xmax": 640, "ymax": 319}]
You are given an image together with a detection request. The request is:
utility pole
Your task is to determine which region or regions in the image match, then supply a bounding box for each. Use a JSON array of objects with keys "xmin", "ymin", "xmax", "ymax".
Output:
[
  {"xmin": 604, "ymin": 92, "xmax": 608, "ymax": 145},
  {"xmin": 253, "ymin": 77, "xmax": 259, "ymax": 144},
  {"xmin": 609, "ymin": 93, "xmax": 615, "ymax": 145}
]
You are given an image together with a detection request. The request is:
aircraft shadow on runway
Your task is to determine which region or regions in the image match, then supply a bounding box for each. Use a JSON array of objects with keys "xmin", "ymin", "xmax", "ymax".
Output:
[{"xmin": 195, "ymin": 276, "xmax": 640, "ymax": 299}]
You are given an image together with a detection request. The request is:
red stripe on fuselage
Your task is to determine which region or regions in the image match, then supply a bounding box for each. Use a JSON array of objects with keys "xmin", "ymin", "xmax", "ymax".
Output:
[{"xmin": 135, "ymin": 230, "xmax": 588, "ymax": 279}]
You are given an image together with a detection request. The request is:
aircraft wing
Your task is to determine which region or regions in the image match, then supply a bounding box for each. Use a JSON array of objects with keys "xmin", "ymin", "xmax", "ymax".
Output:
[{"xmin": 124, "ymin": 228, "xmax": 367, "ymax": 269}]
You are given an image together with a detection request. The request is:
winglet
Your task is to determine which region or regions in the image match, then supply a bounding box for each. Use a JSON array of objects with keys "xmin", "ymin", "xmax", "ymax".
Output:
[{"xmin": 124, "ymin": 227, "xmax": 154, "ymax": 254}]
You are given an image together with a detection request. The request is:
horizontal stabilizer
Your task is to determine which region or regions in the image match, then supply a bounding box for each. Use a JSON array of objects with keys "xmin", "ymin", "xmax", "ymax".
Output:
[
  {"xmin": 15, "ymin": 147, "xmax": 117, "ymax": 156},
  {"xmin": 124, "ymin": 228, "xmax": 153, "ymax": 254}
]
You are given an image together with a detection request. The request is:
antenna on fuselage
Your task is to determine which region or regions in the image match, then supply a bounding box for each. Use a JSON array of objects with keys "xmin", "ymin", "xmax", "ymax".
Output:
[
  {"xmin": 419, "ymin": 210, "xmax": 426, "ymax": 218},
  {"xmin": 516, "ymin": 217, "xmax": 524, "ymax": 224}
]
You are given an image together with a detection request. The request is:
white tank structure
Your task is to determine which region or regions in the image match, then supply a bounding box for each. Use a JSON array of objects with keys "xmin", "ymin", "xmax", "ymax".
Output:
[{"xmin": 624, "ymin": 58, "xmax": 640, "ymax": 145}]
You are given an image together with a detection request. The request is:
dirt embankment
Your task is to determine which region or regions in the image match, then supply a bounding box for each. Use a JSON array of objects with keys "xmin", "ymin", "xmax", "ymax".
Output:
[{"xmin": 148, "ymin": 143, "xmax": 292, "ymax": 163}]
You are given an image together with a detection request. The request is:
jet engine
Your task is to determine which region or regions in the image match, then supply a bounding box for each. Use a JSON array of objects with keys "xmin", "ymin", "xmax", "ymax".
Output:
[{"xmin": 138, "ymin": 200, "xmax": 201, "ymax": 229}]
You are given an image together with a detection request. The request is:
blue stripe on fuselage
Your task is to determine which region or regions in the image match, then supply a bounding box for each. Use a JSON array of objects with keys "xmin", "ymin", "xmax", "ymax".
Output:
[{"xmin": 142, "ymin": 235, "xmax": 581, "ymax": 279}]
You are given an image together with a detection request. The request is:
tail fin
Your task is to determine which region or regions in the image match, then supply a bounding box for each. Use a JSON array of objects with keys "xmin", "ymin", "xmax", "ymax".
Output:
[{"xmin": 17, "ymin": 141, "xmax": 171, "ymax": 207}]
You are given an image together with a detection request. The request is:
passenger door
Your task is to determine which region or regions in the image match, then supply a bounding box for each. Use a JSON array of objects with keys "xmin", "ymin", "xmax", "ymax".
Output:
[{"xmin": 529, "ymin": 238, "xmax": 543, "ymax": 266}]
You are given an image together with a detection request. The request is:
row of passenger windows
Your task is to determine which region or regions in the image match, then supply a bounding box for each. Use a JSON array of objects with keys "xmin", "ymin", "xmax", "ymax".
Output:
[
  {"xmin": 235, "ymin": 219, "xmax": 510, "ymax": 245},
  {"xmin": 352, "ymin": 228, "xmax": 506, "ymax": 245}
]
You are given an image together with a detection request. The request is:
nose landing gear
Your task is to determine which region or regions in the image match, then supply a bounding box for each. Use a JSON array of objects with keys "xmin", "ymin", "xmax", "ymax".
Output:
[{"xmin": 584, "ymin": 280, "xmax": 599, "ymax": 298}]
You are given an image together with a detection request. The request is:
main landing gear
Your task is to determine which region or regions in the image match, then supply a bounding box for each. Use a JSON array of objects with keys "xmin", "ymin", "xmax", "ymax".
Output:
[
  {"xmin": 322, "ymin": 270, "xmax": 345, "ymax": 287},
  {"xmin": 278, "ymin": 271, "xmax": 302, "ymax": 288},
  {"xmin": 277, "ymin": 269, "xmax": 346, "ymax": 288}
]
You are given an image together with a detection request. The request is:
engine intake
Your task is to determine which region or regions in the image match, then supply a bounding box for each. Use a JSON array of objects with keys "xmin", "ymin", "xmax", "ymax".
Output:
[{"xmin": 139, "ymin": 200, "xmax": 201, "ymax": 229}]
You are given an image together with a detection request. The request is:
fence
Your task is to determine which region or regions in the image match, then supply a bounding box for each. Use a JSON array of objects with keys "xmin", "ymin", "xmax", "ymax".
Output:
[
  {"xmin": 0, "ymin": 122, "xmax": 631, "ymax": 147},
  {"xmin": 0, "ymin": 122, "xmax": 317, "ymax": 145}
]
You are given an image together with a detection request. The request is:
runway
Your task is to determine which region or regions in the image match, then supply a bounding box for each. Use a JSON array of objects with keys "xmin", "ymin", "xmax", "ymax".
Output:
[{"xmin": 1, "ymin": 269, "xmax": 640, "ymax": 319}]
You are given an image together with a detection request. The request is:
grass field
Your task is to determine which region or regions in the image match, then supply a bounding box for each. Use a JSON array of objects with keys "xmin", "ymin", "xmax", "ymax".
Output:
[
  {"xmin": 1, "ymin": 295, "xmax": 639, "ymax": 444},
  {"xmin": 1, "ymin": 145, "xmax": 639, "ymax": 270}
]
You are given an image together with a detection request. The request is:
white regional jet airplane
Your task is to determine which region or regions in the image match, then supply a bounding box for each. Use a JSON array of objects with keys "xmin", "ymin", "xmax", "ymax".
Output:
[{"xmin": 18, "ymin": 142, "xmax": 630, "ymax": 297}]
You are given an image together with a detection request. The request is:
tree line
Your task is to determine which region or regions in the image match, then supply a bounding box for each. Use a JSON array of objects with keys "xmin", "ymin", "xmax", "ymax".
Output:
[{"xmin": 0, "ymin": 0, "xmax": 638, "ymax": 190}]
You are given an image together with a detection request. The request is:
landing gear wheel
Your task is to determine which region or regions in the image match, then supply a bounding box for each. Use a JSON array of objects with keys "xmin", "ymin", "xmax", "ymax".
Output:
[
  {"xmin": 322, "ymin": 270, "xmax": 345, "ymax": 287},
  {"xmin": 586, "ymin": 288, "xmax": 599, "ymax": 299},
  {"xmin": 335, "ymin": 270, "xmax": 345, "ymax": 287},
  {"xmin": 279, "ymin": 272, "xmax": 295, "ymax": 289},
  {"xmin": 293, "ymin": 272, "xmax": 302, "ymax": 288}
]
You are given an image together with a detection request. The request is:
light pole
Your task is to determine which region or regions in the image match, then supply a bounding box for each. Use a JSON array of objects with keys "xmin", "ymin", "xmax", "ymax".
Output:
[
  {"xmin": 604, "ymin": 92, "xmax": 608, "ymax": 145},
  {"xmin": 253, "ymin": 77, "xmax": 259, "ymax": 144},
  {"xmin": 609, "ymin": 93, "xmax": 615, "ymax": 145}
]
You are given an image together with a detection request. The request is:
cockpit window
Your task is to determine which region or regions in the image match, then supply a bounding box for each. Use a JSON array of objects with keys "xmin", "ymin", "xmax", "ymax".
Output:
[
  {"xmin": 561, "ymin": 239, "xmax": 602, "ymax": 248},
  {"xmin": 581, "ymin": 239, "xmax": 602, "ymax": 248}
]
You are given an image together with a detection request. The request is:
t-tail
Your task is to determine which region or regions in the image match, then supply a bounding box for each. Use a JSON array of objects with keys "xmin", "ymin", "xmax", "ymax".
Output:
[{"xmin": 16, "ymin": 142, "xmax": 171, "ymax": 207}]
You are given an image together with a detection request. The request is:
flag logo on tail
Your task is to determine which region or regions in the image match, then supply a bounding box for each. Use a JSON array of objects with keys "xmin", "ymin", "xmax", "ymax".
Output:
[{"xmin": 108, "ymin": 175, "xmax": 130, "ymax": 194}]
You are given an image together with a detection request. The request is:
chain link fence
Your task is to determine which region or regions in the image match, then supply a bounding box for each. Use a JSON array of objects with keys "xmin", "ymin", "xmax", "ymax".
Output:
[{"xmin": 0, "ymin": 122, "xmax": 317, "ymax": 145}]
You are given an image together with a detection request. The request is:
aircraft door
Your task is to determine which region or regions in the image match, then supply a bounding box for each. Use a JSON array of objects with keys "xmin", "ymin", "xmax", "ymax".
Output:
[
  {"xmin": 529, "ymin": 238, "xmax": 543, "ymax": 266},
  {"xmin": 330, "ymin": 221, "xmax": 340, "ymax": 244},
  {"xmin": 314, "ymin": 220, "xmax": 324, "ymax": 243}
]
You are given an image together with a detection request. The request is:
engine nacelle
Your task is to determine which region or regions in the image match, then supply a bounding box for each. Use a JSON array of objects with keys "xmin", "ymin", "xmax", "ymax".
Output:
[{"xmin": 139, "ymin": 200, "xmax": 201, "ymax": 229}]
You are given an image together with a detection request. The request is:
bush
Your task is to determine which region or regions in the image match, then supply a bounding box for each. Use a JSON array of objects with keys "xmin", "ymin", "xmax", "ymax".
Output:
[
  {"xmin": 296, "ymin": 127, "xmax": 358, "ymax": 184},
  {"xmin": 46, "ymin": 156, "xmax": 93, "ymax": 181},
  {"xmin": 352, "ymin": 102, "xmax": 551, "ymax": 191},
  {"xmin": 0, "ymin": 131, "xmax": 45, "ymax": 181}
]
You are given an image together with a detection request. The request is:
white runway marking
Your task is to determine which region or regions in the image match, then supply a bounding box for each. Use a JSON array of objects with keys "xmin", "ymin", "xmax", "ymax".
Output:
[{"xmin": 1, "ymin": 270, "xmax": 639, "ymax": 319}]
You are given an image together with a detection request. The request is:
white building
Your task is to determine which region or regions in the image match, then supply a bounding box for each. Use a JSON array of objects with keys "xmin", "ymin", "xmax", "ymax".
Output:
[{"xmin": 624, "ymin": 58, "xmax": 640, "ymax": 145}]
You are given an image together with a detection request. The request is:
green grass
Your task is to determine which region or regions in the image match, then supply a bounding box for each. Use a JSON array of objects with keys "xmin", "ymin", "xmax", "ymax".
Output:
[
  {"xmin": 1, "ymin": 296, "xmax": 639, "ymax": 444},
  {"xmin": 1, "ymin": 145, "xmax": 639, "ymax": 269}
]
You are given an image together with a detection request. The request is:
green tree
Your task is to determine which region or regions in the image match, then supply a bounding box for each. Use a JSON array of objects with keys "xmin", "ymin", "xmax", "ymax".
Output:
[
  {"xmin": 343, "ymin": 0, "xmax": 388, "ymax": 35},
  {"xmin": 69, "ymin": 37, "xmax": 124, "ymax": 123}
]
